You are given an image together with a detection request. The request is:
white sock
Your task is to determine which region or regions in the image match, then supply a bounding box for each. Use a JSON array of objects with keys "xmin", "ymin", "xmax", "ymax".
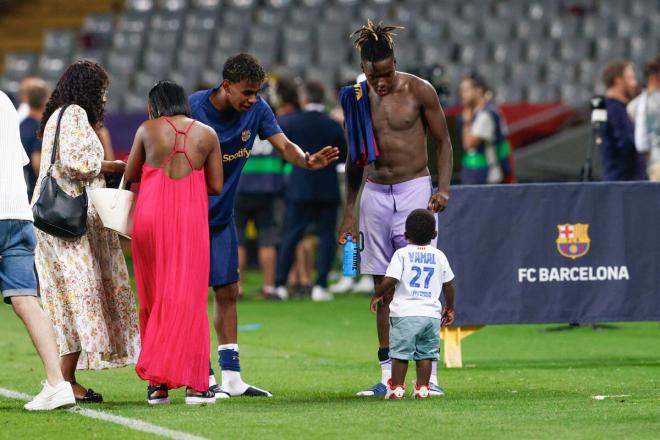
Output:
[
  {"xmin": 209, "ymin": 374, "xmax": 217, "ymax": 387},
  {"xmin": 430, "ymin": 360, "xmax": 438, "ymax": 385},
  {"xmin": 380, "ymin": 359, "xmax": 392, "ymax": 385},
  {"xmin": 219, "ymin": 344, "xmax": 249, "ymax": 395}
]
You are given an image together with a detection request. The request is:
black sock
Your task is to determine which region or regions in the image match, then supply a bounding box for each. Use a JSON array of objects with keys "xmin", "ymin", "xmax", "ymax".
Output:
[{"xmin": 378, "ymin": 347, "xmax": 390, "ymax": 362}]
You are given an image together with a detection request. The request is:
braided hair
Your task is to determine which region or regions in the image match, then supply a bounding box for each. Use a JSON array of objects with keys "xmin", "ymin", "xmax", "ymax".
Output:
[{"xmin": 350, "ymin": 20, "xmax": 403, "ymax": 63}]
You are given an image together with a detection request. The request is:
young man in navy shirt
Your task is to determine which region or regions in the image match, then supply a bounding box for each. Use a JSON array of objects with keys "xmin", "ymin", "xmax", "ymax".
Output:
[
  {"xmin": 189, "ymin": 53, "xmax": 339, "ymax": 397},
  {"xmin": 600, "ymin": 60, "xmax": 646, "ymax": 181}
]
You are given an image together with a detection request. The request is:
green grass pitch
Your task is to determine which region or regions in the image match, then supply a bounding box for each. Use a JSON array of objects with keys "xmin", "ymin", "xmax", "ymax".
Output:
[{"xmin": 0, "ymin": 269, "xmax": 658, "ymax": 439}]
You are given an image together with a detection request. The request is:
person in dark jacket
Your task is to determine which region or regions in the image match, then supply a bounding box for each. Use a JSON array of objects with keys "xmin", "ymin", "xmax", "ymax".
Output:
[
  {"xmin": 275, "ymin": 81, "xmax": 347, "ymax": 301},
  {"xmin": 600, "ymin": 60, "xmax": 646, "ymax": 181}
]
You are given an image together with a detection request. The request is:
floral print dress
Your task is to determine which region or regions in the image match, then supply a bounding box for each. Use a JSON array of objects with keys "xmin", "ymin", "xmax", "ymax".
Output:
[{"xmin": 32, "ymin": 105, "xmax": 140, "ymax": 370}]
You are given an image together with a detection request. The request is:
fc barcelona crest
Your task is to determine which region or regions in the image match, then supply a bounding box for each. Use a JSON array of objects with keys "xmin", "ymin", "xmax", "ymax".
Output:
[
  {"xmin": 556, "ymin": 223, "xmax": 590, "ymax": 259},
  {"xmin": 241, "ymin": 129, "xmax": 251, "ymax": 142}
]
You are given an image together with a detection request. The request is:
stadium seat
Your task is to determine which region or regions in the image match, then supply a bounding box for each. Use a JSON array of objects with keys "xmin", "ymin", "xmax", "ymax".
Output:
[
  {"xmin": 116, "ymin": 11, "xmax": 150, "ymax": 33},
  {"xmin": 82, "ymin": 14, "xmax": 115, "ymax": 49},
  {"xmin": 133, "ymin": 70, "xmax": 161, "ymax": 96},
  {"xmin": 151, "ymin": 12, "xmax": 183, "ymax": 32},
  {"xmin": 421, "ymin": 44, "xmax": 455, "ymax": 66},
  {"xmin": 3, "ymin": 52, "xmax": 37, "ymax": 80},
  {"xmin": 492, "ymin": 41, "xmax": 523, "ymax": 64},
  {"xmin": 594, "ymin": 38, "xmax": 626, "ymax": 61},
  {"xmin": 157, "ymin": 0, "xmax": 189, "ymax": 12},
  {"xmin": 289, "ymin": 5, "xmax": 322, "ymax": 24},
  {"xmin": 190, "ymin": 0, "xmax": 221, "ymax": 11},
  {"xmin": 146, "ymin": 30, "xmax": 180, "ymax": 54},
  {"xmin": 126, "ymin": 0, "xmax": 155, "ymax": 12},
  {"xmin": 544, "ymin": 61, "xmax": 578, "ymax": 84},
  {"xmin": 526, "ymin": 84, "xmax": 558, "ymax": 103},
  {"xmin": 107, "ymin": 51, "xmax": 140, "ymax": 76},
  {"xmin": 37, "ymin": 54, "xmax": 68, "ymax": 81},
  {"xmin": 184, "ymin": 12, "xmax": 217, "ymax": 32},
  {"xmin": 44, "ymin": 30, "xmax": 76, "ymax": 58},
  {"xmin": 124, "ymin": 91, "xmax": 149, "ymax": 113},
  {"xmin": 482, "ymin": 19, "xmax": 513, "ymax": 42},
  {"xmin": 142, "ymin": 50, "xmax": 175, "ymax": 76},
  {"xmin": 257, "ymin": 7, "xmax": 289, "ymax": 27},
  {"xmin": 215, "ymin": 25, "xmax": 247, "ymax": 53},
  {"xmin": 515, "ymin": 19, "xmax": 546, "ymax": 40},
  {"xmin": 559, "ymin": 39, "xmax": 591, "ymax": 63},
  {"xmin": 112, "ymin": 32, "xmax": 145, "ymax": 56}
]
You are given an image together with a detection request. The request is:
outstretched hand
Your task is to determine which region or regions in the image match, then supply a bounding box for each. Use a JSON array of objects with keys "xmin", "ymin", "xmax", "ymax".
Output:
[{"xmin": 305, "ymin": 146, "xmax": 340, "ymax": 170}]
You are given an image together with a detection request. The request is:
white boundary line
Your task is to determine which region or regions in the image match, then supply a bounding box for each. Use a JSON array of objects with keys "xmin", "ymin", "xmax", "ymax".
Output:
[{"xmin": 0, "ymin": 387, "xmax": 208, "ymax": 440}]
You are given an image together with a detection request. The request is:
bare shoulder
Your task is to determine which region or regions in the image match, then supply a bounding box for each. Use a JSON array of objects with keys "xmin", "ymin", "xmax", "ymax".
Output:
[
  {"xmin": 194, "ymin": 121, "xmax": 220, "ymax": 143},
  {"xmin": 399, "ymin": 72, "xmax": 435, "ymax": 96}
]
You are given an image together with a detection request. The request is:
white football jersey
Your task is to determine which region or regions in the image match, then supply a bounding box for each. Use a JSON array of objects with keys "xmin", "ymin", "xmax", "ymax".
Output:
[{"xmin": 385, "ymin": 244, "xmax": 454, "ymax": 319}]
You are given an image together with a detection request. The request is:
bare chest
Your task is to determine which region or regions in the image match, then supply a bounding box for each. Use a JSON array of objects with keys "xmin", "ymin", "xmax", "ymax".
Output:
[{"xmin": 370, "ymin": 93, "xmax": 421, "ymax": 132}]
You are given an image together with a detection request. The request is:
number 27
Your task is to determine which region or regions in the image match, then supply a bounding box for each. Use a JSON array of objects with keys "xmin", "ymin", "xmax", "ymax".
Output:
[{"xmin": 410, "ymin": 266, "xmax": 434, "ymax": 289}]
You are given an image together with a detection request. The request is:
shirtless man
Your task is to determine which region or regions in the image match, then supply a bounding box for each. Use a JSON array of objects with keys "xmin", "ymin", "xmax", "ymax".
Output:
[{"xmin": 338, "ymin": 22, "xmax": 453, "ymax": 397}]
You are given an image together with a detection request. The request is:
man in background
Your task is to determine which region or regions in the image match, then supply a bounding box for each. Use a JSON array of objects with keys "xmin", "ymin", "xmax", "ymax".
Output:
[
  {"xmin": 18, "ymin": 78, "xmax": 48, "ymax": 200},
  {"xmin": 275, "ymin": 81, "xmax": 347, "ymax": 302},
  {"xmin": 600, "ymin": 60, "xmax": 646, "ymax": 181},
  {"xmin": 234, "ymin": 134, "xmax": 285, "ymax": 300},
  {"xmin": 628, "ymin": 56, "xmax": 660, "ymax": 180},
  {"xmin": 459, "ymin": 73, "xmax": 514, "ymax": 185}
]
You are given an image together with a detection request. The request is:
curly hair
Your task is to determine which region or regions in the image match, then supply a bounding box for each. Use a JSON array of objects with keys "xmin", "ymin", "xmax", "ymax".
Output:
[
  {"xmin": 39, "ymin": 60, "xmax": 108, "ymax": 137},
  {"xmin": 405, "ymin": 209, "xmax": 437, "ymax": 245},
  {"xmin": 222, "ymin": 53, "xmax": 265, "ymax": 85}
]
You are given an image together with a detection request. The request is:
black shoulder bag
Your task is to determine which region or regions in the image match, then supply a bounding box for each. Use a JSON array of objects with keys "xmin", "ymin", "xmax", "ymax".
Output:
[{"xmin": 32, "ymin": 105, "xmax": 88, "ymax": 240}]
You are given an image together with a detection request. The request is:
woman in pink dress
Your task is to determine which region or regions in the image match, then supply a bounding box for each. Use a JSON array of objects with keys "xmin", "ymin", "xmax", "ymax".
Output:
[{"xmin": 125, "ymin": 81, "xmax": 223, "ymax": 405}]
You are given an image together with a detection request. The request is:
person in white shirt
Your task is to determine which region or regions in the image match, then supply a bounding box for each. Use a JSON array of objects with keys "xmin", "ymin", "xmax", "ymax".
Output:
[
  {"xmin": 0, "ymin": 90, "xmax": 75, "ymax": 411},
  {"xmin": 627, "ymin": 57, "xmax": 660, "ymax": 180},
  {"xmin": 370, "ymin": 209, "xmax": 455, "ymax": 400}
]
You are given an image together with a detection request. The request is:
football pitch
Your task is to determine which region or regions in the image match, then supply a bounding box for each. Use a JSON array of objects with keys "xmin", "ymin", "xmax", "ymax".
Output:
[{"xmin": 0, "ymin": 270, "xmax": 658, "ymax": 440}]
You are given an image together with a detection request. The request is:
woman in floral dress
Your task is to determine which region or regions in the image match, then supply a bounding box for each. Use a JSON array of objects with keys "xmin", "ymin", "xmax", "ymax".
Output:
[{"xmin": 32, "ymin": 61, "xmax": 140, "ymax": 403}]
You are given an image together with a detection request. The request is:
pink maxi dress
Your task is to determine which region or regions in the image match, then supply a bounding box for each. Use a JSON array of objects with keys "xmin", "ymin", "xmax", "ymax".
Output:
[{"xmin": 132, "ymin": 117, "xmax": 210, "ymax": 391}]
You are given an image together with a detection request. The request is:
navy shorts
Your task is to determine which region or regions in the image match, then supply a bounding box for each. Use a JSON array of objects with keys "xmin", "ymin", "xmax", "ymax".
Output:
[
  {"xmin": 209, "ymin": 220, "xmax": 240, "ymax": 288},
  {"xmin": 0, "ymin": 220, "xmax": 38, "ymax": 304}
]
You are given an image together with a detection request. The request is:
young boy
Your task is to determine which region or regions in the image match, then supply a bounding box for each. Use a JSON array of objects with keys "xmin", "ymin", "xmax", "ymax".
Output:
[{"xmin": 370, "ymin": 209, "xmax": 455, "ymax": 399}]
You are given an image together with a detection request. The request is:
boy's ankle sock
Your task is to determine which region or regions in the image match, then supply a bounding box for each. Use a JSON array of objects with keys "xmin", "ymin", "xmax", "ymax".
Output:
[
  {"xmin": 219, "ymin": 344, "xmax": 248, "ymax": 395},
  {"xmin": 430, "ymin": 360, "xmax": 438, "ymax": 385},
  {"xmin": 378, "ymin": 347, "xmax": 392, "ymax": 385}
]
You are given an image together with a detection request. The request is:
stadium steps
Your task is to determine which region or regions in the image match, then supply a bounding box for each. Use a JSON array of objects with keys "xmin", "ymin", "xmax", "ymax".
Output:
[{"xmin": 0, "ymin": 0, "xmax": 119, "ymax": 70}]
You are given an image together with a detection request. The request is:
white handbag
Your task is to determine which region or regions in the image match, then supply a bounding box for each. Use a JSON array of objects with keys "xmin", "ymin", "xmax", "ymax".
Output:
[{"xmin": 88, "ymin": 175, "xmax": 135, "ymax": 239}]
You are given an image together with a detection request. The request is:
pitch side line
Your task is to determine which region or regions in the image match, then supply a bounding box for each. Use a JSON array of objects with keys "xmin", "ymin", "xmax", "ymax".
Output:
[{"xmin": 0, "ymin": 387, "xmax": 209, "ymax": 440}]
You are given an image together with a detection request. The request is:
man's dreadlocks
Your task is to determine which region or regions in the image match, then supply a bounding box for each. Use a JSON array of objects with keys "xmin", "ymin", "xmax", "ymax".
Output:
[{"xmin": 351, "ymin": 20, "xmax": 403, "ymax": 63}]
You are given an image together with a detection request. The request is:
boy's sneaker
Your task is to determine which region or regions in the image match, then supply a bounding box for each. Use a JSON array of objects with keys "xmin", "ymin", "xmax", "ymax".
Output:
[
  {"xmin": 353, "ymin": 276, "xmax": 374, "ymax": 293},
  {"xmin": 429, "ymin": 383, "xmax": 445, "ymax": 396},
  {"xmin": 273, "ymin": 286, "xmax": 289, "ymax": 301},
  {"xmin": 413, "ymin": 383, "xmax": 430, "ymax": 399},
  {"xmin": 24, "ymin": 380, "xmax": 76, "ymax": 411},
  {"xmin": 384, "ymin": 380, "xmax": 405, "ymax": 400}
]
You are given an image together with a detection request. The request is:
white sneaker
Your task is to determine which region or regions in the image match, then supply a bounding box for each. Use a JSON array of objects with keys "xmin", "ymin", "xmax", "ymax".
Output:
[
  {"xmin": 311, "ymin": 285, "xmax": 333, "ymax": 302},
  {"xmin": 328, "ymin": 276, "xmax": 355, "ymax": 294},
  {"xmin": 353, "ymin": 276, "xmax": 374, "ymax": 293},
  {"xmin": 412, "ymin": 383, "xmax": 430, "ymax": 399},
  {"xmin": 274, "ymin": 286, "xmax": 289, "ymax": 301},
  {"xmin": 24, "ymin": 380, "xmax": 76, "ymax": 411},
  {"xmin": 384, "ymin": 380, "xmax": 405, "ymax": 400}
]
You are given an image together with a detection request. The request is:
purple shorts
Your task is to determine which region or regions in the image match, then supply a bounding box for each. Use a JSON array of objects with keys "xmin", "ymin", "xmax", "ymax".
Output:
[{"xmin": 359, "ymin": 175, "xmax": 437, "ymax": 275}]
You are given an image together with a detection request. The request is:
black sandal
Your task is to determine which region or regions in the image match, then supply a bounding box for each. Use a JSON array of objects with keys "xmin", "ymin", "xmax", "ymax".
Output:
[
  {"xmin": 185, "ymin": 387, "xmax": 215, "ymax": 405},
  {"xmin": 71, "ymin": 381, "xmax": 103, "ymax": 403},
  {"xmin": 147, "ymin": 384, "xmax": 170, "ymax": 405}
]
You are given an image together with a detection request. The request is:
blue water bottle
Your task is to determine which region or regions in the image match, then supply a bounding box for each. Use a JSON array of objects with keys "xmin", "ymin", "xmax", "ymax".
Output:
[{"xmin": 343, "ymin": 234, "xmax": 361, "ymax": 278}]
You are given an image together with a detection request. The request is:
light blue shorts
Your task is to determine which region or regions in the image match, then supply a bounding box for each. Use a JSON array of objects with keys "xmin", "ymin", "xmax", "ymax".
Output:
[
  {"xmin": 0, "ymin": 220, "xmax": 38, "ymax": 304},
  {"xmin": 389, "ymin": 316, "xmax": 440, "ymax": 361}
]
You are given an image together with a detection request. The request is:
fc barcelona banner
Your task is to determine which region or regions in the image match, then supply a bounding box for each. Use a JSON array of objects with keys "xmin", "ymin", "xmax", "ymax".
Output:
[{"xmin": 437, "ymin": 182, "xmax": 660, "ymax": 325}]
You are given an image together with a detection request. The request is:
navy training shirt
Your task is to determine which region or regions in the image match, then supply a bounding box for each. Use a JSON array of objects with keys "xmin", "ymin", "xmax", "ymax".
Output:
[
  {"xmin": 600, "ymin": 97, "xmax": 646, "ymax": 181},
  {"xmin": 189, "ymin": 89, "xmax": 282, "ymax": 227}
]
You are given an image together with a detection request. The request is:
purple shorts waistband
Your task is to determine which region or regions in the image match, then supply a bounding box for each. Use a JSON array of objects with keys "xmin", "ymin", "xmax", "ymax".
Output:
[{"xmin": 364, "ymin": 175, "xmax": 432, "ymax": 195}]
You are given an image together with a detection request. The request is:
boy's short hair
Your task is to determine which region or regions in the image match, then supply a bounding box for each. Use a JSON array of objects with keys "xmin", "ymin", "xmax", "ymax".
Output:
[
  {"xmin": 222, "ymin": 53, "xmax": 265, "ymax": 85},
  {"xmin": 405, "ymin": 209, "xmax": 436, "ymax": 245}
]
